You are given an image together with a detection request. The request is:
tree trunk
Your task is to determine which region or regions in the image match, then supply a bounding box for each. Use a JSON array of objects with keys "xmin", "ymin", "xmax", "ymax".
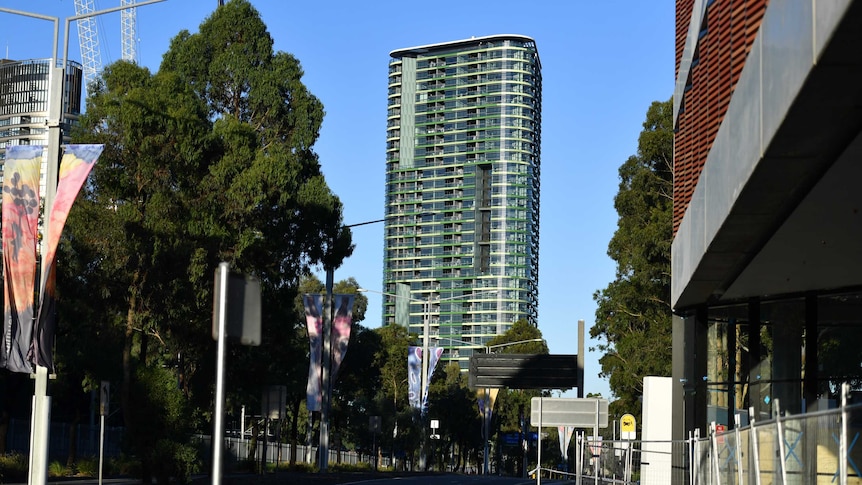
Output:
[{"xmin": 289, "ymin": 398, "xmax": 299, "ymax": 465}]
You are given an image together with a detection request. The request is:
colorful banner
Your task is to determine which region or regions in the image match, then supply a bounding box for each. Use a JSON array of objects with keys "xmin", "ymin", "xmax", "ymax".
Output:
[
  {"xmin": 303, "ymin": 294, "xmax": 324, "ymax": 412},
  {"xmin": 330, "ymin": 294, "xmax": 354, "ymax": 381},
  {"xmin": 1, "ymin": 146, "xmax": 43, "ymax": 373},
  {"xmin": 422, "ymin": 346, "xmax": 444, "ymax": 414},
  {"xmin": 31, "ymin": 144, "xmax": 101, "ymax": 371},
  {"xmin": 558, "ymin": 425, "xmax": 574, "ymax": 460},
  {"xmin": 407, "ymin": 346, "xmax": 422, "ymax": 410}
]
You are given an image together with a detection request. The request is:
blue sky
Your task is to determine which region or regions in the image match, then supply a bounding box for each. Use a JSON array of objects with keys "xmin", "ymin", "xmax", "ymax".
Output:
[{"xmin": 1, "ymin": 0, "xmax": 674, "ymax": 402}]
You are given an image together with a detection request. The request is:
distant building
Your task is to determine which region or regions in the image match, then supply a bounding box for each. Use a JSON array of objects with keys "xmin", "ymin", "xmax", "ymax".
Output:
[
  {"xmin": 672, "ymin": 0, "xmax": 862, "ymax": 446},
  {"xmin": 384, "ymin": 35, "xmax": 542, "ymax": 367},
  {"xmin": 0, "ymin": 58, "xmax": 83, "ymax": 194}
]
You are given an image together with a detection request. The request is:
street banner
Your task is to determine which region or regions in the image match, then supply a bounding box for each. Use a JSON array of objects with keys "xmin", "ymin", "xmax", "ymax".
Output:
[
  {"xmin": 330, "ymin": 294, "xmax": 354, "ymax": 381},
  {"xmin": 476, "ymin": 388, "xmax": 500, "ymax": 420},
  {"xmin": 303, "ymin": 294, "xmax": 324, "ymax": 411},
  {"xmin": 558, "ymin": 425, "xmax": 574, "ymax": 459},
  {"xmin": 1, "ymin": 146, "xmax": 42, "ymax": 373},
  {"xmin": 422, "ymin": 347, "xmax": 444, "ymax": 413},
  {"xmin": 407, "ymin": 346, "xmax": 422, "ymax": 409},
  {"xmin": 32, "ymin": 144, "xmax": 102, "ymax": 371}
]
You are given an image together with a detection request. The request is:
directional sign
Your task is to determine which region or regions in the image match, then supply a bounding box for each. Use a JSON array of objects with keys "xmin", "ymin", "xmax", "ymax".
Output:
[
  {"xmin": 469, "ymin": 354, "xmax": 581, "ymax": 389},
  {"xmin": 530, "ymin": 397, "xmax": 609, "ymax": 428}
]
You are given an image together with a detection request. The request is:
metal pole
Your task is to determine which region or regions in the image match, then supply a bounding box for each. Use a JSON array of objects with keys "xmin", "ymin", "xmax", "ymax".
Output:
[
  {"xmin": 319, "ymin": 267, "xmax": 334, "ymax": 472},
  {"xmin": 536, "ymin": 396, "xmax": 542, "ymax": 485},
  {"xmin": 841, "ymin": 383, "xmax": 849, "ymax": 485},
  {"xmin": 98, "ymin": 413, "xmax": 105, "ymax": 485},
  {"xmin": 483, "ymin": 387, "xmax": 490, "ymax": 475},
  {"xmin": 775, "ymin": 400, "xmax": 786, "ymax": 485},
  {"xmin": 749, "ymin": 408, "xmax": 761, "ymax": 485},
  {"xmin": 419, "ymin": 296, "xmax": 430, "ymax": 470},
  {"xmin": 211, "ymin": 263, "xmax": 229, "ymax": 485}
]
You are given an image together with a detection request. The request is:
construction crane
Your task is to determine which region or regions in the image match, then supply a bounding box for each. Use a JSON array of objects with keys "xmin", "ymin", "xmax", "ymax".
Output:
[
  {"xmin": 120, "ymin": 0, "xmax": 137, "ymax": 63},
  {"xmin": 73, "ymin": 0, "xmax": 102, "ymax": 89},
  {"xmin": 73, "ymin": 0, "xmax": 137, "ymax": 90}
]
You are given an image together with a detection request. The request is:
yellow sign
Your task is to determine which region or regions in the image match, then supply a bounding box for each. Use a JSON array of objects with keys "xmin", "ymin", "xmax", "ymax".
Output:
[{"xmin": 620, "ymin": 413, "xmax": 636, "ymax": 433}]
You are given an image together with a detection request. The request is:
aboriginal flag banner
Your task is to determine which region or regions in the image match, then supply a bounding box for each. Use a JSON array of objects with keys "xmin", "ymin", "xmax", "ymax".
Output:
[
  {"xmin": 32, "ymin": 144, "xmax": 102, "ymax": 371},
  {"xmin": 1, "ymin": 146, "xmax": 43, "ymax": 373}
]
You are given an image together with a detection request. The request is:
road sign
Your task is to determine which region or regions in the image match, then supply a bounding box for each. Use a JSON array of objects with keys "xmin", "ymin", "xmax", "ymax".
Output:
[
  {"xmin": 469, "ymin": 354, "xmax": 581, "ymax": 389},
  {"xmin": 369, "ymin": 416, "xmax": 381, "ymax": 433},
  {"xmin": 100, "ymin": 381, "xmax": 109, "ymax": 416},
  {"xmin": 620, "ymin": 413, "xmax": 636, "ymax": 440},
  {"xmin": 530, "ymin": 397, "xmax": 609, "ymax": 428}
]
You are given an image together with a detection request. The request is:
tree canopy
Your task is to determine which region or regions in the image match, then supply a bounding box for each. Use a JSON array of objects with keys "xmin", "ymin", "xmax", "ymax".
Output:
[
  {"xmin": 591, "ymin": 98, "xmax": 673, "ymax": 419},
  {"xmin": 61, "ymin": 1, "xmax": 352, "ymax": 478}
]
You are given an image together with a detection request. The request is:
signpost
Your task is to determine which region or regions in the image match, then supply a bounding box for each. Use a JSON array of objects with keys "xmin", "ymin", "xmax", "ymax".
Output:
[
  {"xmin": 530, "ymin": 397, "xmax": 609, "ymax": 485},
  {"xmin": 211, "ymin": 263, "xmax": 261, "ymax": 485},
  {"xmin": 620, "ymin": 413, "xmax": 636, "ymax": 440}
]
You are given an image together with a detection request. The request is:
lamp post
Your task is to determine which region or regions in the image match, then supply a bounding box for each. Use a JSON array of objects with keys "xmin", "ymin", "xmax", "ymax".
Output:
[
  {"xmin": 318, "ymin": 217, "xmax": 387, "ymax": 473},
  {"xmin": 0, "ymin": 4, "xmax": 165, "ymax": 485},
  {"xmin": 358, "ymin": 287, "xmax": 497, "ymax": 470},
  {"xmin": 433, "ymin": 336, "xmax": 544, "ymax": 475}
]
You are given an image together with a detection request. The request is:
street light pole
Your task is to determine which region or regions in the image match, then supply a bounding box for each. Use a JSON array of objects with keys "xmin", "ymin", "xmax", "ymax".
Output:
[
  {"xmin": 433, "ymin": 336, "xmax": 544, "ymax": 475},
  {"xmin": 358, "ymin": 287, "xmax": 497, "ymax": 471},
  {"xmin": 319, "ymin": 217, "xmax": 387, "ymax": 473},
  {"xmin": 0, "ymin": 5, "xmax": 165, "ymax": 485}
]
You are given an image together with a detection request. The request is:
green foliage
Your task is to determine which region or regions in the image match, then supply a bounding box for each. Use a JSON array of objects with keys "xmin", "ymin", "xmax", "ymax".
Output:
[
  {"xmin": 592, "ymin": 98, "xmax": 673, "ymax": 418},
  {"xmin": 124, "ymin": 366, "xmax": 199, "ymax": 482},
  {"xmin": 73, "ymin": 457, "xmax": 99, "ymax": 477},
  {"xmin": 61, "ymin": 0, "xmax": 352, "ymax": 474},
  {"xmin": 486, "ymin": 319, "xmax": 548, "ymax": 354},
  {"xmin": 0, "ymin": 453, "xmax": 28, "ymax": 482},
  {"xmin": 47, "ymin": 461, "xmax": 69, "ymax": 478},
  {"xmin": 150, "ymin": 439, "xmax": 200, "ymax": 484},
  {"xmin": 329, "ymin": 462, "xmax": 374, "ymax": 472}
]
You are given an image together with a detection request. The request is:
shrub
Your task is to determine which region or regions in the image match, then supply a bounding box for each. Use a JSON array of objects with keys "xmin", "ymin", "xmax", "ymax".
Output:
[
  {"xmin": 0, "ymin": 453, "xmax": 28, "ymax": 482},
  {"xmin": 48, "ymin": 461, "xmax": 69, "ymax": 478},
  {"xmin": 75, "ymin": 456, "xmax": 99, "ymax": 477},
  {"xmin": 150, "ymin": 439, "xmax": 200, "ymax": 484}
]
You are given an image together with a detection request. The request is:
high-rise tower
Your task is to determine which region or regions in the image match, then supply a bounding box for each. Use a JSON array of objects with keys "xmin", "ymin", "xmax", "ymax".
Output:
[
  {"xmin": 384, "ymin": 35, "xmax": 541, "ymax": 368},
  {"xmin": 0, "ymin": 59, "xmax": 83, "ymax": 192}
]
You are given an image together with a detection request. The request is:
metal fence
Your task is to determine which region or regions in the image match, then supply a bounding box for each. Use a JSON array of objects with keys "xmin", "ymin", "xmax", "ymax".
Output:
[
  {"xmin": 535, "ymin": 384, "xmax": 862, "ymax": 484},
  {"xmin": 3, "ymin": 418, "xmax": 388, "ymax": 471},
  {"xmin": 690, "ymin": 383, "xmax": 862, "ymax": 485},
  {"xmin": 203, "ymin": 435, "xmax": 391, "ymax": 470}
]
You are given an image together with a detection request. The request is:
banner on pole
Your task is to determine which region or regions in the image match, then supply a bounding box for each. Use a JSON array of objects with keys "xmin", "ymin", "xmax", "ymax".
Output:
[
  {"xmin": 422, "ymin": 347, "xmax": 444, "ymax": 414},
  {"xmin": 304, "ymin": 294, "xmax": 324, "ymax": 411},
  {"xmin": 330, "ymin": 294, "xmax": 354, "ymax": 381},
  {"xmin": 407, "ymin": 346, "xmax": 422, "ymax": 410},
  {"xmin": 32, "ymin": 144, "xmax": 102, "ymax": 371},
  {"xmin": 1, "ymin": 146, "xmax": 43, "ymax": 373}
]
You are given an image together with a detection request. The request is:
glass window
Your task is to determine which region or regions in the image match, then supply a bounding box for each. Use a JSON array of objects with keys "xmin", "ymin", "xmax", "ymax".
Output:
[{"xmin": 817, "ymin": 291, "xmax": 862, "ymax": 396}]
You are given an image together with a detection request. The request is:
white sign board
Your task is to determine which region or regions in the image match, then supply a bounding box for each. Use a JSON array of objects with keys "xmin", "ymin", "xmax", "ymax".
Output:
[{"xmin": 530, "ymin": 397, "xmax": 609, "ymax": 428}]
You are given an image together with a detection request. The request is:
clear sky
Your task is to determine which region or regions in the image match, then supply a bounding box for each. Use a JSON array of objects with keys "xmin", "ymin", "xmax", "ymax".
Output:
[{"xmin": 1, "ymin": 0, "xmax": 674, "ymax": 402}]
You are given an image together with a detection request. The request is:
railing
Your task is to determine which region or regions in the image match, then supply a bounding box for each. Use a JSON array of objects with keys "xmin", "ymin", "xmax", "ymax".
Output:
[{"xmin": 529, "ymin": 384, "xmax": 861, "ymax": 484}]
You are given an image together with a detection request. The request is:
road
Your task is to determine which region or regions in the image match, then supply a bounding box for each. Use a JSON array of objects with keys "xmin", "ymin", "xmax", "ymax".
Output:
[{"xmin": 335, "ymin": 476, "xmax": 568, "ymax": 485}]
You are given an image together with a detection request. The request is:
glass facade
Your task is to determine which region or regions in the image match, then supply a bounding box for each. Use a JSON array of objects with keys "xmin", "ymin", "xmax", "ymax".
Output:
[
  {"xmin": 683, "ymin": 289, "xmax": 862, "ymax": 433},
  {"xmin": 384, "ymin": 35, "xmax": 541, "ymax": 368},
  {"xmin": 0, "ymin": 58, "xmax": 83, "ymax": 192}
]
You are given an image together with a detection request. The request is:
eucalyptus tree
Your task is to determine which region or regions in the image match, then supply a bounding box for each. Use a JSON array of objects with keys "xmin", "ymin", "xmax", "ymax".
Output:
[{"xmin": 592, "ymin": 98, "xmax": 673, "ymax": 419}]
